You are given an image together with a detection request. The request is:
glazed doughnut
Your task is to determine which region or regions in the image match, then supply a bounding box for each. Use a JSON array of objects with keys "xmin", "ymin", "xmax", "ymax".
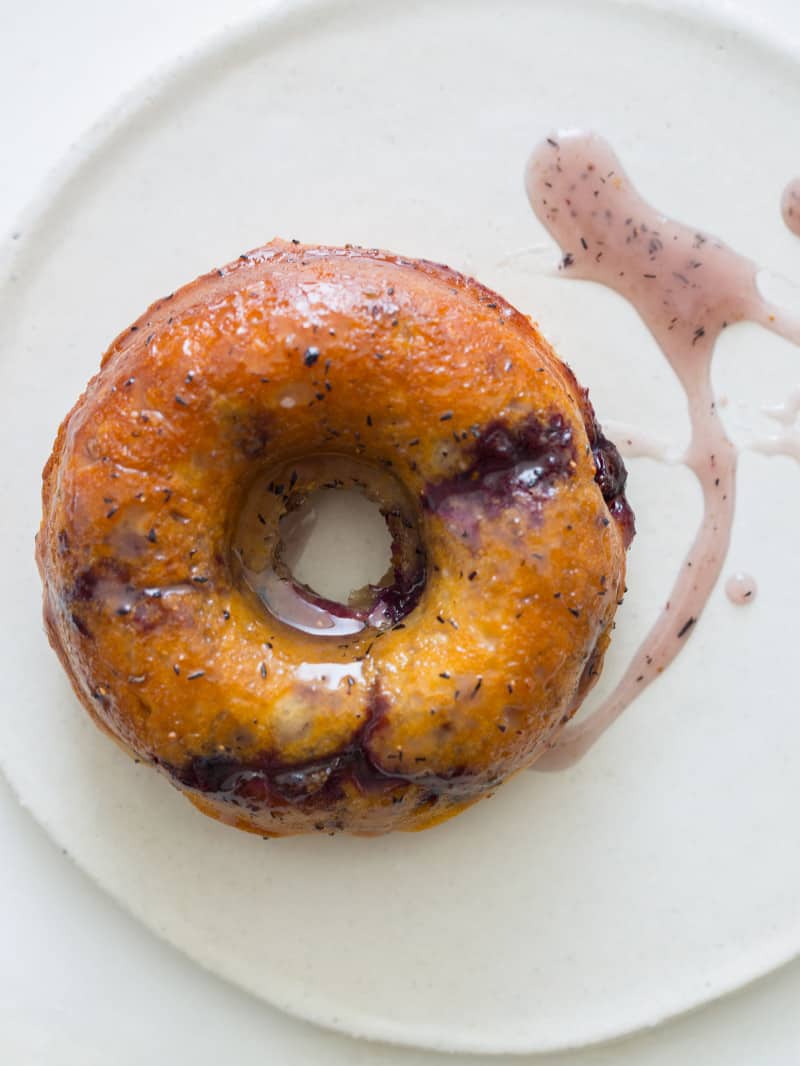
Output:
[{"xmin": 37, "ymin": 240, "xmax": 633, "ymax": 836}]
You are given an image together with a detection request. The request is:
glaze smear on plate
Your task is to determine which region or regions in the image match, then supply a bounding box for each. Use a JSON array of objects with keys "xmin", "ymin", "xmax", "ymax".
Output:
[{"xmin": 526, "ymin": 132, "xmax": 800, "ymax": 769}]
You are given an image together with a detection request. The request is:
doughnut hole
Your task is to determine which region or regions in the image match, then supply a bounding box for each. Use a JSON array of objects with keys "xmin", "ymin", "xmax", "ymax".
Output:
[
  {"xmin": 280, "ymin": 487, "xmax": 393, "ymax": 603},
  {"xmin": 231, "ymin": 454, "xmax": 427, "ymax": 637}
]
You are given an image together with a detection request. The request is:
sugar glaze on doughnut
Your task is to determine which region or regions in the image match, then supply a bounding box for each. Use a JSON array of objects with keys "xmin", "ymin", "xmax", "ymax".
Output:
[{"xmin": 37, "ymin": 241, "xmax": 631, "ymax": 835}]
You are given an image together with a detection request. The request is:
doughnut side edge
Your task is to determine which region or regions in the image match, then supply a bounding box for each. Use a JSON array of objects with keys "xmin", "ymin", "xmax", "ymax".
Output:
[{"xmin": 34, "ymin": 239, "xmax": 634, "ymax": 837}]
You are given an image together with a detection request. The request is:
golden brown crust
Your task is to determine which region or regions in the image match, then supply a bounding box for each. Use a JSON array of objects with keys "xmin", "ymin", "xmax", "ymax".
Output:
[{"xmin": 37, "ymin": 240, "xmax": 630, "ymax": 836}]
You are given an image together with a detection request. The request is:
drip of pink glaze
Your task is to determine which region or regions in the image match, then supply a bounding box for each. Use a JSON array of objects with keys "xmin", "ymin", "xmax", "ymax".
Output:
[
  {"xmin": 526, "ymin": 132, "xmax": 800, "ymax": 770},
  {"xmin": 725, "ymin": 572, "xmax": 757, "ymax": 605},
  {"xmin": 782, "ymin": 179, "xmax": 800, "ymax": 238}
]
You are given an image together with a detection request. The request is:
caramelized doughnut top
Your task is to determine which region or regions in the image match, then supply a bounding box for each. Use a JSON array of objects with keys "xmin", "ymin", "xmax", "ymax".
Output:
[{"xmin": 38, "ymin": 241, "xmax": 631, "ymax": 835}]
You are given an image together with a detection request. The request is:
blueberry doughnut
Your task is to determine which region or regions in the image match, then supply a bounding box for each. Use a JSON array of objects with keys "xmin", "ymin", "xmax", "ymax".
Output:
[{"xmin": 37, "ymin": 240, "xmax": 633, "ymax": 836}]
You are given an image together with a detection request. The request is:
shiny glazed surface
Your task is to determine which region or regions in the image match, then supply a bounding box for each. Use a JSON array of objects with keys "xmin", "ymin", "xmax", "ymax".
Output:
[{"xmin": 37, "ymin": 241, "xmax": 631, "ymax": 835}]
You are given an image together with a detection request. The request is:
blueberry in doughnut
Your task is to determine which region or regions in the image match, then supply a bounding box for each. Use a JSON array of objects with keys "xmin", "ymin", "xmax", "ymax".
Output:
[{"xmin": 37, "ymin": 240, "xmax": 633, "ymax": 836}]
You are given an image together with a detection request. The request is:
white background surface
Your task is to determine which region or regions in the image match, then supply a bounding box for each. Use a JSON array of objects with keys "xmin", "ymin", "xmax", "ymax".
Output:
[{"xmin": 2, "ymin": 1, "xmax": 800, "ymax": 1063}]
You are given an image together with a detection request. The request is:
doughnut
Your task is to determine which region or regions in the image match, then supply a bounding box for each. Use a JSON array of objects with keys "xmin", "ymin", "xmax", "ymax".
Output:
[{"xmin": 37, "ymin": 240, "xmax": 633, "ymax": 836}]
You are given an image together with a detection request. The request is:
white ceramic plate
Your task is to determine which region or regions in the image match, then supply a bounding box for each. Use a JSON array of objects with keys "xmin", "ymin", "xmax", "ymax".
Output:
[{"xmin": 2, "ymin": 0, "xmax": 800, "ymax": 1054}]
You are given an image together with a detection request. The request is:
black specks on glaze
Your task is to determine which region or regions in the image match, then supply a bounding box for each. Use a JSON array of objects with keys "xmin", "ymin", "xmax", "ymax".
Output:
[
  {"xmin": 422, "ymin": 413, "xmax": 576, "ymax": 519},
  {"xmin": 65, "ymin": 563, "xmax": 195, "ymax": 637},
  {"xmin": 166, "ymin": 682, "xmax": 484, "ymax": 812},
  {"xmin": 168, "ymin": 683, "xmax": 400, "ymax": 808},
  {"xmin": 273, "ymin": 540, "xmax": 425, "ymax": 634},
  {"xmin": 236, "ymin": 454, "xmax": 427, "ymax": 635},
  {"xmin": 69, "ymin": 558, "xmax": 132, "ymax": 604}
]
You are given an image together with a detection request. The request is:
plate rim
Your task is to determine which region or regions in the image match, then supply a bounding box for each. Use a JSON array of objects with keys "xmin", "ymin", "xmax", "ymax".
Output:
[{"xmin": 2, "ymin": 0, "xmax": 800, "ymax": 1054}]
